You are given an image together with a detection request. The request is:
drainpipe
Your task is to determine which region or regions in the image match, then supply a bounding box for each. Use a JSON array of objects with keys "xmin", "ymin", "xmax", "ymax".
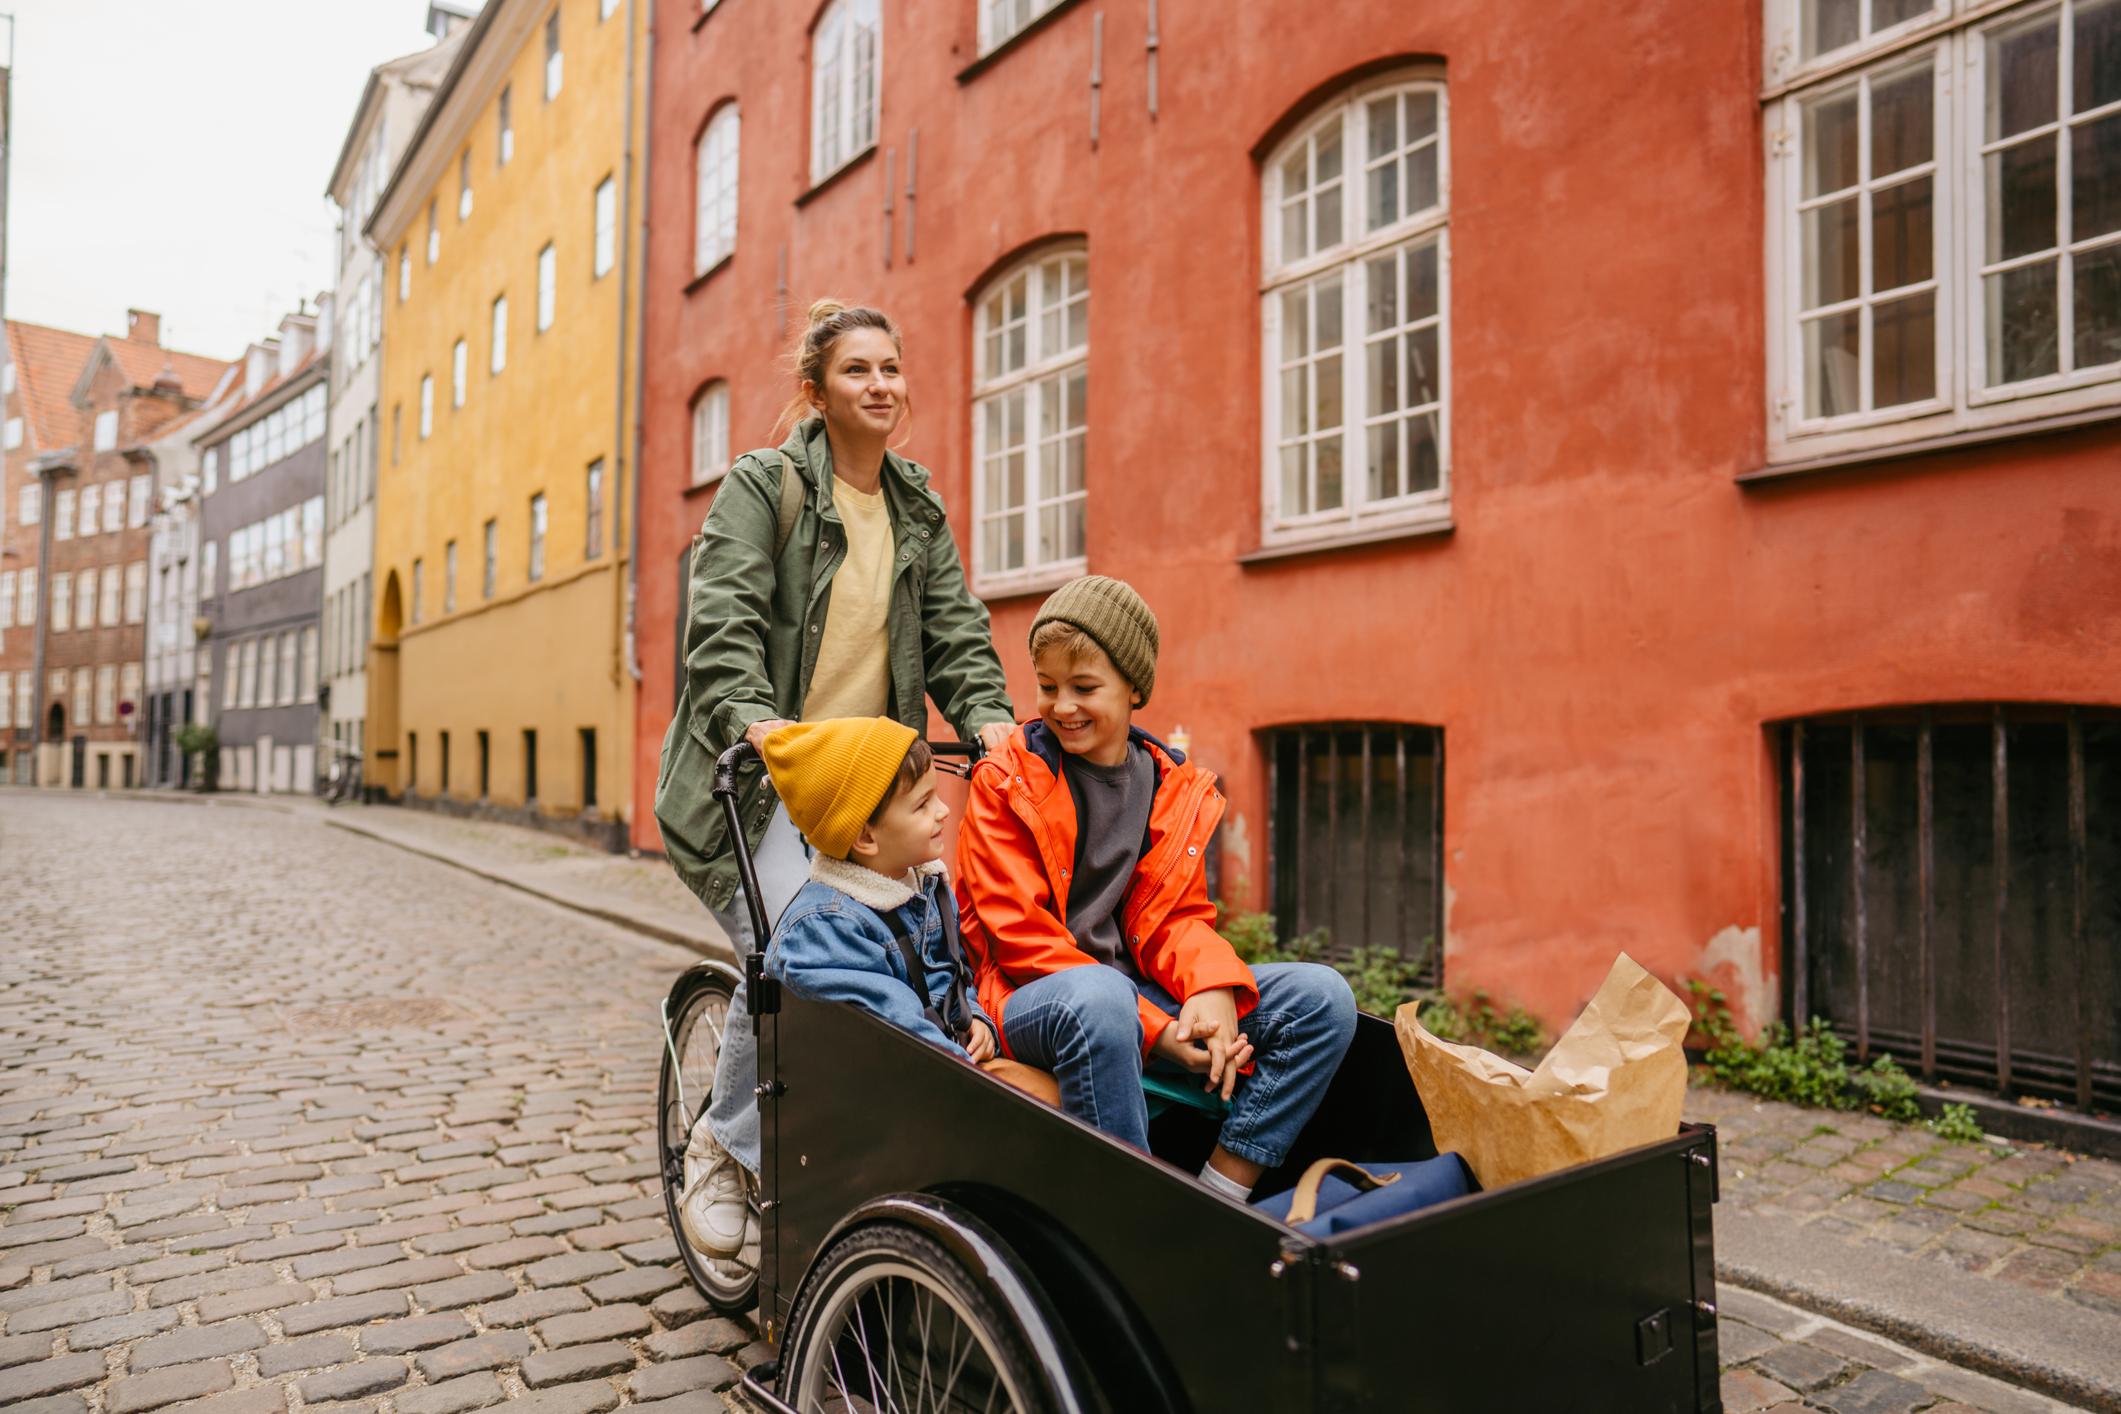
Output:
[
  {"xmin": 26, "ymin": 450, "xmax": 73, "ymax": 785},
  {"xmin": 613, "ymin": 0, "xmax": 653, "ymax": 689}
]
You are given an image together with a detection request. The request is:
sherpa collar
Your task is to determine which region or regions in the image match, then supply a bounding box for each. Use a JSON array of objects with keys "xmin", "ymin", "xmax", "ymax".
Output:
[{"xmin": 808, "ymin": 853, "xmax": 947, "ymax": 912}]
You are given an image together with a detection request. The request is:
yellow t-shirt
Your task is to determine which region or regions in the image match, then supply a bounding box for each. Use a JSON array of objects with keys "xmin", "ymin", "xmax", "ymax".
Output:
[{"xmin": 801, "ymin": 476, "xmax": 896, "ymax": 721}]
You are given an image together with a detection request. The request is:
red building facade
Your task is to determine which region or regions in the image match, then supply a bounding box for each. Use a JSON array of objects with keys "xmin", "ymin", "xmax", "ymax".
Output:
[{"xmin": 634, "ymin": 0, "xmax": 2120, "ymax": 1104}]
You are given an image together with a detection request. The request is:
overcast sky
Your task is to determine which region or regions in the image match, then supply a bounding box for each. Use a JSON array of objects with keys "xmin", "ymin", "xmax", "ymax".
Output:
[{"xmin": 3, "ymin": 2, "xmax": 452, "ymax": 360}]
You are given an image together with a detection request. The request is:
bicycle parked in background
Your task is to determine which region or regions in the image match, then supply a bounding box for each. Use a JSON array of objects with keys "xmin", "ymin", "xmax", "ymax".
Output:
[{"xmin": 319, "ymin": 747, "xmax": 363, "ymax": 806}]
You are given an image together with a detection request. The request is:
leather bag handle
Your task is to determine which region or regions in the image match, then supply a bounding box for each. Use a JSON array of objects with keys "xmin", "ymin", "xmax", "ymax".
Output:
[{"xmin": 1284, "ymin": 1158, "xmax": 1402, "ymax": 1225}]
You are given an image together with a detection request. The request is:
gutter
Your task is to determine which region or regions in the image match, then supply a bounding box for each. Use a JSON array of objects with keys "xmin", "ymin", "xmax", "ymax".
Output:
[{"xmin": 622, "ymin": 0, "xmax": 655, "ymax": 690}]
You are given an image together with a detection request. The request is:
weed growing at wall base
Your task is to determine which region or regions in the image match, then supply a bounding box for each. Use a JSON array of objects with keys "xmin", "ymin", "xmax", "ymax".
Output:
[
  {"xmin": 1219, "ymin": 906, "xmax": 1546, "ymax": 1058},
  {"xmin": 1688, "ymin": 982, "xmax": 1921, "ymax": 1123}
]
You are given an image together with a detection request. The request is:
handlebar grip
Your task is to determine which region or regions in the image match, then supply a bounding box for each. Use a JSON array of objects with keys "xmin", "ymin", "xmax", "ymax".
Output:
[{"xmin": 710, "ymin": 732, "xmax": 984, "ymax": 803}]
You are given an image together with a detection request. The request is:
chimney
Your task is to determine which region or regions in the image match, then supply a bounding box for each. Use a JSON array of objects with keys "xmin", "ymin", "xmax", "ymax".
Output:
[
  {"xmin": 276, "ymin": 312, "xmax": 318, "ymax": 378},
  {"xmin": 127, "ymin": 309, "xmax": 163, "ymax": 346},
  {"xmin": 245, "ymin": 341, "xmax": 277, "ymax": 399}
]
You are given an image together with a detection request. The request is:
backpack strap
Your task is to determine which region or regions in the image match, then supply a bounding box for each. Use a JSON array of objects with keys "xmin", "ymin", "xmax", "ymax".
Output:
[
  {"xmin": 773, "ymin": 449, "xmax": 804, "ymax": 561},
  {"xmin": 887, "ymin": 895, "xmax": 975, "ymax": 1048}
]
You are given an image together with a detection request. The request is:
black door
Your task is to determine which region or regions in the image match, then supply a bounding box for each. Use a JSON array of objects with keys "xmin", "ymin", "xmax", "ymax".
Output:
[{"xmin": 70, "ymin": 736, "xmax": 87, "ymax": 788}]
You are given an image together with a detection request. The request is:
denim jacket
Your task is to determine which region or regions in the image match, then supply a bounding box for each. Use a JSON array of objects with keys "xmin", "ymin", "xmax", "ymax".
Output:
[{"xmin": 764, "ymin": 854, "xmax": 996, "ymax": 1059}]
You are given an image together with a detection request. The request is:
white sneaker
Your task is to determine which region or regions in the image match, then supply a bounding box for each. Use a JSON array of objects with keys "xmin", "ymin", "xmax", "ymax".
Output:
[{"xmin": 678, "ymin": 1118, "xmax": 748, "ymax": 1258}]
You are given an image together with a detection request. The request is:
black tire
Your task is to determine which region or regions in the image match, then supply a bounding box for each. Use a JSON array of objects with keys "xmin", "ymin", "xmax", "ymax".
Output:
[
  {"xmin": 657, "ymin": 963, "xmax": 760, "ymax": 1313},
  {"xmin": 780, "ymin": 1224, "xmax": 1059, "ymax": 1414}
]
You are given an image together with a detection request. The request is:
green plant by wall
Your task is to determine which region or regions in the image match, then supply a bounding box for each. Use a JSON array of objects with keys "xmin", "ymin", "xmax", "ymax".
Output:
[
  {"xmin": 1688, "ymin": 982, "xmax": 1921, "ymax": 1123},
  {"xmin": 1926, "ymin": 1102, "xmax": 1985, "ymax": 1144},
  {"xmin": 1216, "ymin": 906, "xmax": 1545, "ymax": 1058},
  {"xmin": 173, "ymin": 722, "xmax": 217, "ymax": 758}
]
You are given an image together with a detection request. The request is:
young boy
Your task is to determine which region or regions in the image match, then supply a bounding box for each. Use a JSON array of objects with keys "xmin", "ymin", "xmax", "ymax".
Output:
[
  {"xmin": 679, "ymin": 716, "xmax": 996, "ymax": 1256},
  {"xmin": 956, "ymin": 576, "xmax": 1358, "ymax": 1202}
]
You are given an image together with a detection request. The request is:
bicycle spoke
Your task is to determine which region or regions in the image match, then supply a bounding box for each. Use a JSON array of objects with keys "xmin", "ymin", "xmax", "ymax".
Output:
[{"xmin": 849, "ymin": 1289, "xmax": 896, "ymax": 1414}]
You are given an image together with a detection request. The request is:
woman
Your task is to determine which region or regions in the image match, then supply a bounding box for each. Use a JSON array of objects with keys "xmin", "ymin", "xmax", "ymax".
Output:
[{"xmin": 655, "ymin": 300, "xmax": 1017, "ymax": 1257}]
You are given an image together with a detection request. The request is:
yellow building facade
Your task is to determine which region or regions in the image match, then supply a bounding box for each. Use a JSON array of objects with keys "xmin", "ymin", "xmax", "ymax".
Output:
[{"xmin": 366, "ymin": 0, "xmax": 645, "ymax": 838}]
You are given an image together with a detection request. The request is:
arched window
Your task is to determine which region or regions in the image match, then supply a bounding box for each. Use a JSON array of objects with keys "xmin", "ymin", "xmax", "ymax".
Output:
[
  {"xmin": 1261, "ymin": 70, "xmax": 1449, "ymax": 547},
  {"xmin": 695, "ymin": 103, "xmax": 740, "ymax": 275},
  {"xmin": 691, "ymin": 381, "xmax": 730, "ymax": 486},
  {"xmin": 811, "ymin": 0, "xmax": 880, "ymax": 183},
  {"xmin": 971, "ymin": 245, "xmax": 1088, "ymax": 592}
]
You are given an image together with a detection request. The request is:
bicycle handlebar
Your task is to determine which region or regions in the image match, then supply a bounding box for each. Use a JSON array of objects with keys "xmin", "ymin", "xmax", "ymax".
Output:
[{"xmin": 711, "ymin": 736, "xmax": 982, "ymax": 803}]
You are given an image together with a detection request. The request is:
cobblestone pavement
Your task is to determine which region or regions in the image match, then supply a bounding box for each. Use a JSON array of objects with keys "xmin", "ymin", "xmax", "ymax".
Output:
[
  {"xmin": 0, "ymin": 793, "xmax": 757, "ymax": 1414},
  {"xmin": 3, "ymin": 791, "xmax": 2108, "ymax": 1414},
  {"xmin": 1689, "ymin": 1087, "xmax": 2121, "ymax": 1317},
  {"xmin": 1716, "ymin": 1286, "xmax": 2091, "ymax": 1414}
]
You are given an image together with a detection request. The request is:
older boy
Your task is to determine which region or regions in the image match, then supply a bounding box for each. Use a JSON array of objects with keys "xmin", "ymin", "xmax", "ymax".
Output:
[
  {"xmin": 680, "ymin": 716, "xmax": 995, "ymax": 1256},
  {"xmin": 957, "ymin": 576, "xmax": 1357, "ymax": 1201}
]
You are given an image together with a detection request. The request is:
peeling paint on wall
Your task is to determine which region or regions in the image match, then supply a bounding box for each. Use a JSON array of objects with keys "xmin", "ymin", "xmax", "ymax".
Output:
[
  {"xmin": 1217, "ymin": 809, "xmax": 1252, "ymax": 904},
  {"xmin": 1696, "ymin": 924, "xmax": 1769, "ymax": 1035}
]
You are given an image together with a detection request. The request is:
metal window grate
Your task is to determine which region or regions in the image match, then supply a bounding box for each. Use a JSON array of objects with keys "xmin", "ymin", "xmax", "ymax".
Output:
[
  {"xmin": 1784, "ymin": 706, "xmax": 2120, "ymax": 1112},
  {"xmin": 1266, "ymin": 723, "xmax": 1443, "ymax": 984}
]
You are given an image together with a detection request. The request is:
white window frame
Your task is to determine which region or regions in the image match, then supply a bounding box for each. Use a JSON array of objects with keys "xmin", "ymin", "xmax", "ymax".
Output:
[
  {"xmin": 420, "ymin": 374, "xmax": 435, "ymax": 438},
  {"xmin": 79, "ymin": 485, "xmax": 101, "ymax": 539},
  {"xmin": 103, "ymin": 482, "xmax": 124, "ymax": 533},
  {"xmin": 453, "ymin": 339, "xmax": 468, "ymax": 408},
  {"xmin": 1762, "ymin": 0, "xmax": 2121, "ymax": 464},
  {"xmin": 51, "ymin": 572, "xmax": 71, "ymax": 632},
  {"xmin": 691, "ymin": 381, "xmax": 730, "ymax": 486},
  {"xmin": 695, "ymin": 104, "xmax": 741, "ymax": 276},
  {"xmin": 93, "ymin": 409, "xmax": 118, "ymax": 451},
  {"xmin": 586, "ymin": 458, "xmax": 605, "ymax": 557},
  {"xmin": 18, "ymin": 484, "xmax": 38, "ymax": 525},
  {"xmin": 970, "ymin": 246, "xmax": 1091, "ymax": 595},
  {"xmin": 529, "ymin": 492, "xmax": 548, "ymax": 582},
  {"xmin": 499, "ymin": 84, "xmax": 515, "ymax": 166},
  {"xmin": 538, "ymin": 243, "xmax": 558, "ymax": 330},
  {"xmin": 1259, "ymin": 70, "xmax": 1453, "ymax": 550},
  {"xmin": 446, "ymin": 540, "xmax": 459, "ymax": 613},
  {"xmin": 400, "ymin": 246, "xmax": 412, "ymax": 300},
  {"xmin": 491, "ymin": 296, "xmax": 509, "ymax": 375},
  {"xmin": 54, "ymin": 488, "xmax": 74, "ymax": 540},
  {"xmin": 979, "ymin": 0, "xmax": 1064, "ymax": 55},
  {"xmin": 460, "ymin": 149, "xmax": 475, "ymax": 220},
  {"xmin": 101, "ymin": 566, "xmax": 121, "ymax": 626},
  {"xmin": 3, "ymin": 416, "xmax": 20, "ymax": 450},
  {"xmin": 594, "ymin": 177, "xmax": 617, "ymax": 277},
  {"xmin": 811, "ymin": 0, "xmax": 881, "ymax": 183}
]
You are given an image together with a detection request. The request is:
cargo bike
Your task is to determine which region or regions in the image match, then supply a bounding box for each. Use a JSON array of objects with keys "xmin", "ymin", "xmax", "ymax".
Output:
[{"xmin": 658, "ymin": 740, "xmax": 1727, "ymax": 1414}]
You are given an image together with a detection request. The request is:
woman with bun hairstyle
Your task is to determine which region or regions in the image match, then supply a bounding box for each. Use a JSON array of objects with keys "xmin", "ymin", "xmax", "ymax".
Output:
[{"xmin": 655, "ymin": 301, "xmax": 1017, "ymax": 1257}]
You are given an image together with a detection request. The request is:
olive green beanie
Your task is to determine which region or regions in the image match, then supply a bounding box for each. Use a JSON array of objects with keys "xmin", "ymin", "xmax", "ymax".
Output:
[{"xmin": 1029, "ymin": 575, "xmax": 1160, "ymax": 706}]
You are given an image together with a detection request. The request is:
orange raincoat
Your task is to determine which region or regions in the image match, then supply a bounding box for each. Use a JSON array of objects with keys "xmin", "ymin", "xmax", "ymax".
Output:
[{"xmin": 956, "ymin": 722, "xmax": 1260, "ymax": 1057}]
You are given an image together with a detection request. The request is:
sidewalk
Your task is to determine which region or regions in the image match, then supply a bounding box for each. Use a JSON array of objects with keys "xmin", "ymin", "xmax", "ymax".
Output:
[{"xmin": 130, "ymin": 789, "xmax": 2121, "ymax": 1412}]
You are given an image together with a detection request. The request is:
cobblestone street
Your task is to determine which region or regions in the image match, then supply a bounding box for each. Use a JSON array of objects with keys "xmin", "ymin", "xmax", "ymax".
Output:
[
  {"xmin": 0, "ymin": 791, "xmax": 2111, "ymax": 1414},
  {"xmin": 1, "ymin": 794, "xmax": 754, "ymax": 1414}
]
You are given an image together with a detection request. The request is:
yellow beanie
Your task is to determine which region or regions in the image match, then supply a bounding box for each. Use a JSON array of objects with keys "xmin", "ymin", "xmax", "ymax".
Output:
[{"xmin": 762, "ymin": 717, "xmax": 919, "ymax": 858}]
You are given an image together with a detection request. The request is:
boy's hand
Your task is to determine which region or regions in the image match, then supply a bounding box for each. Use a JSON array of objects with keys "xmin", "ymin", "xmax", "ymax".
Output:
[
  {"xmin": 743, "ymin": 718, "xmax": 795, "ymax": 753},
  {"xmin": 964, "ymin": 1018, "xmax": 997, "ymax": 1064},
  {"xmin": 1160, "ymin": 988, "xmax": 1252, "ymax": 1102}
]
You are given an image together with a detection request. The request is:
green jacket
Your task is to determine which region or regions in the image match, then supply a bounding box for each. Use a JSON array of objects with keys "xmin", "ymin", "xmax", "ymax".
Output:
[{"xmin": 655, "ymin": 419, "xmax": 1016, "ymax": 914}]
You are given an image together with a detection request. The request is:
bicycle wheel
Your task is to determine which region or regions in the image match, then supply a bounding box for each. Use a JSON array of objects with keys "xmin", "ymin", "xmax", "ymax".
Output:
[
  {"xmin": 657, "ymin": 963, "xmax": 760, "ymax": 1312},
  {"xmin": 779, "ymin": 1225, "xmax": 1058, "ymax": 1414}
]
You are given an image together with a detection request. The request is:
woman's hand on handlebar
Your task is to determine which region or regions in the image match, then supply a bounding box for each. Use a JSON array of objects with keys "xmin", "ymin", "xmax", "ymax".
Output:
[
  {"xmin": 976, "ymin": 721, "xmax": 1014, "ymax": 757},
  {"xmin": 743, "ymin": 718, "xmax": 795, "ymax": 753}
]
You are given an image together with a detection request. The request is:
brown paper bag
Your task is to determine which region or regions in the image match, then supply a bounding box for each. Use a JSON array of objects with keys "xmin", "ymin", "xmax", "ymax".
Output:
[{"xmin": 1395, "ymin": 953, "xmax": 1690, "ymax": 1189}]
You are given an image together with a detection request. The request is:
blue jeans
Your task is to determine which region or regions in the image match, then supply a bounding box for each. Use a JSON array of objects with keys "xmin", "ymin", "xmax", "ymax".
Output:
[{"xmin": 999, "ymin": 961, "xmax": 1356, "ymax": 1170}]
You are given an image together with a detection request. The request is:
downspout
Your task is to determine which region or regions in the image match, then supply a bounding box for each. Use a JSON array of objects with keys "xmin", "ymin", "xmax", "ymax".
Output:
[
  {"xmin": 26, "ymin": 454, "xmax": 69, "ymax": 785},
  {"xmin": 621, "ymin": 0, "xmax": 655, "ymax": 688}
]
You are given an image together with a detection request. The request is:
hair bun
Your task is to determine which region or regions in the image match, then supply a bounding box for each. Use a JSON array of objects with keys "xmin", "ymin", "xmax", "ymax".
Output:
[{"xmin": 806, "ymin": 298, "xmax": 848, "ymax": 327}]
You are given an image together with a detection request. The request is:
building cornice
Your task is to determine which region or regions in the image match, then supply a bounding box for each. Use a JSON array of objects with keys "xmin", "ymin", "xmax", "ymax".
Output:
[{"xmin": 366, "ymin": 0, "xmax": 535, "ymax": 247}]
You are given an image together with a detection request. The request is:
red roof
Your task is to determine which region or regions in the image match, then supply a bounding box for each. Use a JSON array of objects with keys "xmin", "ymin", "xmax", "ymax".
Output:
[
  {"xmin": 104, "ymin": 338, "xmax": 231, "ymax": 402},
  {"xmin": 5, "ymin": 319, "xmax": 97, "ymax": 453}
]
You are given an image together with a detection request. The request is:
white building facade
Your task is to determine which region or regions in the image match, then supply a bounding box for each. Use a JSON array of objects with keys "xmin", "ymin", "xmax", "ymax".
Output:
[{"xmin": 320, "ymin": 25, "xmax": 467, "ymax": 785}]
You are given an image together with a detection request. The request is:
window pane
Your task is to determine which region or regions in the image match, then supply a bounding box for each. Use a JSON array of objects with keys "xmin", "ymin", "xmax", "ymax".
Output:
[
  {"xmin": 1872, "ymin": 176, "xmax": 1933, "ymax": 291},
  {"xmin": 1408, "ymin": 412, "xmax": 1442, "ymax": 494},
  {"xmin": 1368, "ymin": 95, "xmax": 1399, "ymax": 160},
  {"xmin": 1315, "ymin": 276, "xmax": 1343, "ymax": 348},
  {"xmin": 1281, "ymin": 288, "xmax": 1308, "ymax": 361},
  {"xmin": 1368, "ymin": 335, "xmax": 1400, "ymax": 417},
  {"xmin": 1314, "ymin": 352, "xmax": 1342, "ymax": 433},
  {"xmin": 1281, "ymin": 445, "xmax": 1306, "ymax": 517},
  {"xmin": 1871, "ymin": 67, "xmax": 1933, "ymax": 178},
  {"xmin": 2072, "ymin": 242, "xmax": 2121, "ymax": 368},
  {"xmin": 1369, "ymin": 157, "xmax": 1400, "ymax": 230},
  {"xmin": 1872, "ymin": 290, "xmax": 1936, "ymax": 406},
  {"xmin": 1281, "ymin": 199, "xmax": 1308, "ymax": 264},
  {"xmin": 2078, "ymin": 0, "xmax": 2121, "ymax": 111},
  {"xmin": 1282, "ymin": 367, "xmax": 1308, "ymax": 436},
  {"xmin": 1987, "ymin": 138, "xmax": 2057, "ymax": 260},
  {"xmin": 1872, "ymin": 0, "xmax": 1931, "ymax": 29},
  {"xmin": 1988, "ymin": 17, "xmax": 2059, "ymax": 142},
  {"xmin": 1408, "ymin": 239, "xmax": 1439, "ymax": 320},
  {"xmin": 1316, "ymin": 178, "xmax": 1344, "ymax": 249},
  {"xmin": 1985, "ymin": 260, "xmax": 2061, "ymax": 383},
  {"xmin": 2071, "ymin": 113, "xmax": 2121, "ymax": 240},
  {"xmin": 1805, "ymin": 309, "xmax": 1862, "ymax": 416},
  {"xmin": 1316, "ymin": 434, "xmax": 1343, "ymax": 511},
  {"xmin": 1366, "ymin": 251, "xmax": 1399, "ymax": 335},
  {"xmin": 1805, "ymin": 88, "xmax": 1860, "ymax": 196},
  {"xmin": 1405, "ymin": 145, "xmax": 1439, "ymax": 216},
  {"xmin": 1803, "ymin": 196, "xmax": 1862, "ymax": 306},
  {"xmin": 1805, "ymin": 0, "xmax": 1861, "ymax": 58},
  {"xmin": 1368, "ymin": 421, "xmax": 1400, "ymax": 502},
  {"xmin": 1409, "ymin": 324, "xmax": 1440, "ymax": 406},
  {"xmin": 1406, "ymin": 90, "xmax": 1438, "ymax": 142}
]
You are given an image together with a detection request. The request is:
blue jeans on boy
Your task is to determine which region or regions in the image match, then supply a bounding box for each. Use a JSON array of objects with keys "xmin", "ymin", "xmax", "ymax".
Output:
[{"xmin": 998, "ymin": 961, "xmax": 1356, "ymax": 1169}]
